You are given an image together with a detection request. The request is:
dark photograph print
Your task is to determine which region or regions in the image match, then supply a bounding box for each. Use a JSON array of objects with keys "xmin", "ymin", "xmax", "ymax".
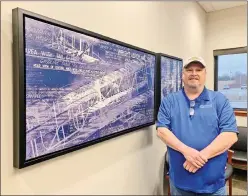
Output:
[
  {"xmin": 13, "ymin": 8, "xmax": 156, "ymax": 168},
  {"xmin": 160, "ymin": 55, "xmax": 183, "ymax": 100}
]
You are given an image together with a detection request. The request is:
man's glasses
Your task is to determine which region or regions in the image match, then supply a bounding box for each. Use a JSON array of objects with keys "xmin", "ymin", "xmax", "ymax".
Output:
[{"xmin": 189, "ymin": 101, "xmax": 195, "ymax": 117}]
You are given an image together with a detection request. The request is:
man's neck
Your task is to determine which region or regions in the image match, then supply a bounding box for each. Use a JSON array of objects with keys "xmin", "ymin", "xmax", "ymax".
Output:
[{"xmin": 184, "ymin": 86, "xmax": 204, "ymax": 100}]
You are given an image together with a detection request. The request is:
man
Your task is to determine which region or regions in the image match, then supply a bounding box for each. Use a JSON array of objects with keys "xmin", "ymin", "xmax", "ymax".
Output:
[{"xmin": 156, "ymin": 57, "xmax": 238, "ymax": 195}]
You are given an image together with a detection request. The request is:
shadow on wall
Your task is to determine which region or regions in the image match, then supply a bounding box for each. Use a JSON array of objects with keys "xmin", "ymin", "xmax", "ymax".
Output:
[{"xmin": 152, "ymin": 151, "xmax": 169, "ymax": 195}]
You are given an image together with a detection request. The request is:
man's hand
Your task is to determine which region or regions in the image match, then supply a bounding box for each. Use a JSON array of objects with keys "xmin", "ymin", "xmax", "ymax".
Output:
[
  {"xmin": 182, "ymin": 147, "xmax": 208, "ymax": 168},
  {"xmin": 183, "ymin": 160, "xmax": 199, "ymax": 173}
]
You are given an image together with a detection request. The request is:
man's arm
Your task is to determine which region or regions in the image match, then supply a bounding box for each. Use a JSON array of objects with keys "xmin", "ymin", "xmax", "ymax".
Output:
[
  {"xmin": 200, "ymin": 132, "xmax": 238, "ymax": 159},
  {"xmin": 184, "ymin": 132, "xmax": 237, "ymax": 173},
  {"xmin": 156, "ymin": 97, "xmax": 189, "ymax": 153},
  {"xmin": 200, "ymin": 94, "xmax": 239, "ymax": 160},
  {"xmin": 157, "ymin": 127, "xmax": 188, "ymax": 152},
  {"xmin": 157, "ymin": 127, "xmax": 207, "ymax": 168}
]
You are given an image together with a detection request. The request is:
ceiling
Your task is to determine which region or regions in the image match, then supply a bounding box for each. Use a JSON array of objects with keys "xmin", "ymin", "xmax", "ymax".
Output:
[{"xmin": 197, "ymin": 1, "xmax": 247, "ymax": 12}]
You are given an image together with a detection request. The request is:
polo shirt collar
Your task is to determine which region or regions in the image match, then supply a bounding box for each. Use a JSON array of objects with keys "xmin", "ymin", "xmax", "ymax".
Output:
[{"xmin": 182, "ymin": 86, "xmax": 210, "ymax": 101}]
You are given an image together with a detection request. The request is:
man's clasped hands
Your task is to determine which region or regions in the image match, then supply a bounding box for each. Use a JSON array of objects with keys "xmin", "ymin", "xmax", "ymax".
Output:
[{"xmin": 182, "ymin": 146, "xmax": 209, "ymax": 173}]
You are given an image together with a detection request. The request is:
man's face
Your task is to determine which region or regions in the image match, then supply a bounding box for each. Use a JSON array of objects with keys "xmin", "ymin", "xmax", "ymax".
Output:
[{"xmin": 182, "ymin": 63, "xmax": 206, "ymax": 90}]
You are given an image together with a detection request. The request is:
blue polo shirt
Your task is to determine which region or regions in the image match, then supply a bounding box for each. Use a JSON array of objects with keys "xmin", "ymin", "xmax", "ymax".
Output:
[{"xmin": 157, "ymin": 87, "xmax": 238, "ymax": 193}]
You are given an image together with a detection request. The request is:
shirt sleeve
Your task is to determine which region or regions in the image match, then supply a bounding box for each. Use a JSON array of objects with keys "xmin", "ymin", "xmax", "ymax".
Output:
[
  {"xmin": 218, "ymin": 95, "xmax": 238, "ymax": 134},
  {"xmin": 156, "ymin": 96, "xmax": 171, "ymax": 130}
]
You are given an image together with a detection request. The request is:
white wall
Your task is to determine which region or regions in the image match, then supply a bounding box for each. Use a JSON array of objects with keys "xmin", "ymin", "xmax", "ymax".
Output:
[
  {"xmin": 1, "ymin": 1, "xmax": 206, "ymax": 195},
  {"xmin": 205, "ymin": 4, "xmax": 247, "ymax": 126}
]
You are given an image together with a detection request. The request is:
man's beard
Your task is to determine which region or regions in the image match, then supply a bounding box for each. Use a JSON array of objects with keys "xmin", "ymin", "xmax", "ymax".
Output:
[
  {"xmin": 188, "ymin": 84, "xmax": 201, "ymax": 93},
  {"xmin": 188, "ymin": 84, "xmax": 198, "ymax": 89}
]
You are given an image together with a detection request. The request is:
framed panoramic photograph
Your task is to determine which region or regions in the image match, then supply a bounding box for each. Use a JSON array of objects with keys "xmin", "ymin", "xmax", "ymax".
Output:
[
  {"xmin": 155, "ymin": 53, "xmax": 183, "ymax": 115},
  {"xmin": 12, "ymin": 8, "xmax": 157, "ymax": 168}
]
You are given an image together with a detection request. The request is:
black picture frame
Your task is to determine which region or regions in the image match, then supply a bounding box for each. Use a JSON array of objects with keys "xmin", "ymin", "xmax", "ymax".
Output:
[
  {"xmin": 12, "ymin": 7, "xmax": 157, "ymax": 169},
  {"xmin": 155, "ymin": 53, "xmax": 183, "ymax": 116}
]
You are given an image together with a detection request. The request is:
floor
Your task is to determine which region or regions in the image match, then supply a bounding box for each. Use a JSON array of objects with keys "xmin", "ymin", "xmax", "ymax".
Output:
[{"xmin": 226, "ymin": 168, "xmax": 247, "ymax": 195}]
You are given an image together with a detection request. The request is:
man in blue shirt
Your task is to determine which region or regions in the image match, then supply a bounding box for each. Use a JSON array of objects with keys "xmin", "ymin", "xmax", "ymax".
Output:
[{"xmin": 156, "ymin": 56, "xmax": 238, "ymax": 195}]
